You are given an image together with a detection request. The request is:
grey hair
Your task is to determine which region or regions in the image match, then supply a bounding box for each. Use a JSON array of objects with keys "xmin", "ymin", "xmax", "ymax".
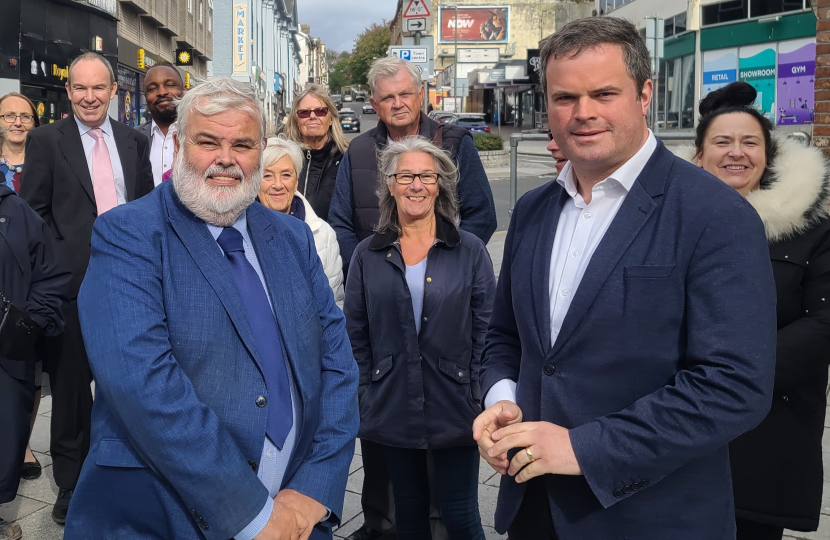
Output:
[
  {"xmin": 68, "ymin": 52, "xmax": 115, "ymax": 86},
  {"xmin": 262, "ymin": 136, "xmax": 304, "ymax": 177},
  {"xmin": 368, "ymin": 56, "xmax": 421, "ymax": 98},
  {"xmin": 540, "ymin": 17, "xmax": 651, "ymax": 99},
  {"xmin": 175, "ymin": 77, "xmax": 266, "ymax": 145},
  {"xmin": 376, "ymin": 136, "xmax": 459, "ymax": 234}
]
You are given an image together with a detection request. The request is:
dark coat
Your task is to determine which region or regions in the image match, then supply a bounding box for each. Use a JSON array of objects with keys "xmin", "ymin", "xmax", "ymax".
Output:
[
  {"xmin": 344, "ymin": 216, "xmax": 496, "ymax": 449},
  {"xmin": 726, "ymin": 139, "xmax": 830, "ymax": 531},
  {"xmin": 19, "ymin": 116, "xmax": 155, "ymax": 298},
  {"xmin": 298, "ymin": 140, "xmax": 343, "ymax": 222},
  {"xmin": 481, "ymin": 142, "xmax": 777, "ymax": 538},
  {"xmin": 0, "ymin": 185, "xmax": 70, "ymax": 378}
]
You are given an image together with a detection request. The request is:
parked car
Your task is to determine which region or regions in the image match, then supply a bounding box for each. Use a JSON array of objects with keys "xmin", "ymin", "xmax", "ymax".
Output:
[
  {"xmin": 428, "ymin": 111, "xmax": 456, "ymax": 125},
  {"xmin": 340, "ymin": 110, "xmax": 360, "ymax": 133},
  {"xmin": 343, "ymin": 94, "xmax": 353, "ymax": 102},
  {"xmin": 362, "ymin": 103, "xmax": 375, "ymax": 114},
  {"xmin": 331, "ymin": 94, "xmax": 343, "ymax": 110},
  {"xmin": 447, "ymin": 114, "xmax": 490, "ymax": 134}
]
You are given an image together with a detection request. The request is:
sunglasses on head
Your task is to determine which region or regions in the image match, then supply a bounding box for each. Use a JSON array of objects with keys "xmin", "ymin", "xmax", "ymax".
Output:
[{"xmin": 297, "ymin": 107, "xmax": 329, "ymax": 119}]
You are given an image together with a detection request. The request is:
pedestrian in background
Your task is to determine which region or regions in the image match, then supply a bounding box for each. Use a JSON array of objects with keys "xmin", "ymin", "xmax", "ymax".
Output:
[
  {"xmin": 136, "ymin": 63, "xmax": 184, "ymax": 186},
  {"xmin": 19, "ymin": 51, "xmax": 154, "ymax": 524},
  {"xmin": 691, "ymin": 81, "xmax": 830, "ymax": 540},
  {"xmin": 283, "ymin": 84, "xmax": 347, "ymax": 222},
  {"xmin": 0, "ymin": 93, "xmax": 39, "ymax": 192},
  {"xmin": 0, "ymin": 181, "xmax": 70, "ymax": 540},
  {"xmin": 344, "ymin": 136, "xmax": 495, "ymax": 540},
  {"xmin": 258, "ymin": 136, "xmax": 344, "ymax": 306}
]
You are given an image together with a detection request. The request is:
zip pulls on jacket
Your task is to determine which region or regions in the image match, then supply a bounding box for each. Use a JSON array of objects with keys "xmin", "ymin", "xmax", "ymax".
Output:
[{"xmin": 303, "ymin": 149, "xmax": 311, "ymax": 196}]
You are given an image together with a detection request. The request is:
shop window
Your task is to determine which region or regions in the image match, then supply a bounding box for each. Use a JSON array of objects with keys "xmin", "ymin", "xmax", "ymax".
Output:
[
  {"xmin": 702, "ymin": 0, "xmax": 749, "ymax": 25},
  {"xmin": 681, "ymin": 55, "xmax": 695, "ymax": 128},
  {"xmin": 751, "ymin": 0, "xmax": 804, "ymax": 17},
  {"xmin": 658, "ymin": 54, "xmax": 695, "ymax": 130}
]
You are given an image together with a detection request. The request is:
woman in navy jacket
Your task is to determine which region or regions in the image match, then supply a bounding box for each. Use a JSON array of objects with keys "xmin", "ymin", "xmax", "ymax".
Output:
[{"xmin": 344, "ymin": 136, "xmax": 495, "ymax": 540}]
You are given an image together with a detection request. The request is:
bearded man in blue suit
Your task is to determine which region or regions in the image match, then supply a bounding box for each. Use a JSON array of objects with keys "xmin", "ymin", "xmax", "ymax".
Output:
[{"xmin": 65, "ymin": 77, "xmax": 359, "ymax": 540}]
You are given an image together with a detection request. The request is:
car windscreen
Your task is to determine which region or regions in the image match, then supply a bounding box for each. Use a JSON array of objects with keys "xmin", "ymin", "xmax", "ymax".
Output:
[
  {"xmin": 341, "ymin": 114, "xmax": 356, "ymax": 120},
  {"xmin": 456, "ymin": 118, "xmax": 486, "ymax": 126}
]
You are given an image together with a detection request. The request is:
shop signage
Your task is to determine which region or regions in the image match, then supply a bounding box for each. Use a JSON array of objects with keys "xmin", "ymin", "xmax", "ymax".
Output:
[
  {"xmin": 52, "ymin": 64, "xmax": 69, "ymax": 81},
  {"xmin": 526, "ymin": 49, "xmax": 541, "ymax": 85},
  {"xmin": 184, "ymin": 72, "xmax": 192, "ymax": 89},
  {"xmin": 233, "ymin": 3, "xmax": 248, "ymax": 73},
  {"xmin": 439, "ymin": 6, "xmax": 509, "ymax": 43},
  {"xmin": 92, "ymin": 36, "xmax": 104, "ymax": 52},
  {"xmin": 176, "ymin": 49, "xmax": 194, "ymax": 66},
  {"xmin": 778, "ymin": 38, "xmax": 815, "ymax": 126},
  {"xmin": 138, "ymin": 49, "xmax": 159, "ymax": 69},
  {"xmin": 20, "ymin": 50, "xmax": 73, "ymax": 87},
  {"xmin": 458, "ymin": 48, "xmax": 499, "ymax": 63},
  {"xmin": 489, "ymin": 69, "xmax": 505, "ymax": 81}
]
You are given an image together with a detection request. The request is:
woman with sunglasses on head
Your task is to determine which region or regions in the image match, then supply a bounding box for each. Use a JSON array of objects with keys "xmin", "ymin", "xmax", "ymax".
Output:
[
  {"xmin": 344, "ymin": 136, "xmax": 495, "ymax": 540},
  {"xmin": 0, "ymin": 93, "xmax": 40, "ymax": 193},
  {"xmin": 284, "ymin": 84, "xmax": 349, "ymax": 222},
  {"xmin": 687, "ymin": 81, "xmax": 830, "ymax": 540}
]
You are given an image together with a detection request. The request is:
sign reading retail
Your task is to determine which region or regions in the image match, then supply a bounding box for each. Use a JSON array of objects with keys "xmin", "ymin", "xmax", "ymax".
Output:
[
  {"xmin": 403, "ymin": 0, "xmax": 430, "ymax": 18},
  {"xmin": 233, "ymin": 3, "xmax": 248, "ymax": 73},
  {"xmin": 176, "ymin": 49, "xmax": 194, "ymax": 66},
  {"xmin": 439, "ymin": 6, "xmax": 509, "ymax": 43}
]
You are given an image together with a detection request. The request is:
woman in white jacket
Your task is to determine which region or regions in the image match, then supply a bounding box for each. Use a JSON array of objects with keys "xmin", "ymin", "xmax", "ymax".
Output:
[{"xmin": 258, "ymin": 137, "xmax": 345, "ymax": 306}]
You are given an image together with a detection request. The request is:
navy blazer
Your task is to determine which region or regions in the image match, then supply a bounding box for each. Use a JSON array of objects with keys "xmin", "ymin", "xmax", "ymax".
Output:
[
  {"xmin": 65, "ymin": 183, "xmax": 359, "ymax": 540},
  {"xmin": 480, "ymin": 142, "xmax": 777, "ymax": 539}
]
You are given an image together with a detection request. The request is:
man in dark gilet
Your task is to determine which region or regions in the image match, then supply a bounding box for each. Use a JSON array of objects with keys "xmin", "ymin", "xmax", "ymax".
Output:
[{"xmin": 329, "ymin": 57, "xmax": 496, "ymax": 540}]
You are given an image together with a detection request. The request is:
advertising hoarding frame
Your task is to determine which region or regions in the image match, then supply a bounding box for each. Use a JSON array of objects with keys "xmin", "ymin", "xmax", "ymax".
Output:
[{"xmin": 438, "ymin": 6, "xmax": 510, "ymax": 44}]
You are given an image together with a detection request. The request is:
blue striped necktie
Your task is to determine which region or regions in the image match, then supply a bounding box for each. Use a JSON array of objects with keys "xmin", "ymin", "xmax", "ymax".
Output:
[{"xmin": 217, "ymin": 227, "xmax": 292, "ymax": 449}]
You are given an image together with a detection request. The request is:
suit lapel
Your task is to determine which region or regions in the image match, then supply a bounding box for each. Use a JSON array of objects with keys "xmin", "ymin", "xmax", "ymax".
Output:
[
  {"xmin": 532, "ymin": 188, "xmax": 569, "ymax": 355},
  {"xmin": 113, "ymin": 122, "xmax": 139, "ymax": 201},
  {"xmin": 549, "ymin": 144, "xmax": 671, "ymax": 358},
  {"xmin": 57, "ymin": 120, "xmax": 95, "ymax": 205},
  {"xmin": 162, "ymin": 187, "xmax": 268, "ymax": 378},
  {"xmin": 247, "ymin": 206, "xmax": 311, "ymax": 406}
]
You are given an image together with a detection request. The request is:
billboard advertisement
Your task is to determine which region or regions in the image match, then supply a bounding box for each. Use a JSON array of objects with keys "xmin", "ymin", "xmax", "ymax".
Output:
[
  {"xmin": 702, "ymin": 48, "xmax": 738, "ymax": 98},
  {"xmin": 739, "ymin": 43, "xmax": 776, "ymax": 122},
  {"xmin": 777, "ymin": 38, "xmax": 815, "ymax": 125},
  {"xmin": 439, "ymin": 7, "xmax": 509, "ymax": 43}
]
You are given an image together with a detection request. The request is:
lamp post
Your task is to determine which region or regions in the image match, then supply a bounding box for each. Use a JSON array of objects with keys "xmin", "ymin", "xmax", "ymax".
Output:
[{"xmin": 446, "ymin": 5, "xmax": 459, "ymax": 112}]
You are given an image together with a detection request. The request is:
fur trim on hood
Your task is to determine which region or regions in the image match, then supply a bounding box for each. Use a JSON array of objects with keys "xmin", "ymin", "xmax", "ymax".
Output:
[{"xmin": 675, "ymin": 138, "xmax": 830, "ymax": 242}]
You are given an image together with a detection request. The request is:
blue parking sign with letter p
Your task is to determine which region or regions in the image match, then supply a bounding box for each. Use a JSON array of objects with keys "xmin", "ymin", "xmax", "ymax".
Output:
[{"xmin": 400, "ymin": 50, "xmax": 411, "ymax": 61}]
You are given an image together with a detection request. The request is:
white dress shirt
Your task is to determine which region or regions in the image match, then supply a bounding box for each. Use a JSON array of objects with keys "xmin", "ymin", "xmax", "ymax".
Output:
[
  {"xmin": 75, "ymin": 116, "xmax": 127, "ymax": 205},
  {"xmin": 150, "ymin": 121, "xmax": 176, "ymax": 186},
  {"xmin": 484, "ymin": 131, "xmax": 658, "ymax": 409}
]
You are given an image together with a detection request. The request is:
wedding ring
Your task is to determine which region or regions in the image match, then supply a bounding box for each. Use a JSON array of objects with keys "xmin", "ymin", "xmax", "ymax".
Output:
[{"xmin": 525, "ymin": 448, "xmax": 535, "ymax": 462}]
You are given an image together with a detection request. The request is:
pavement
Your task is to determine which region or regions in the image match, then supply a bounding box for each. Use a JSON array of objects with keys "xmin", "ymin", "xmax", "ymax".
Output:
[{"xmin": 2, "ymin": 160, "xmax": 828, "ymax": 540}]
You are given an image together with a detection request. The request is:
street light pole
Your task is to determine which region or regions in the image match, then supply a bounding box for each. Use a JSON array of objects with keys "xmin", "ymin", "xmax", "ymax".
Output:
[{"xmin": 454, "ymin": 5, "xmax": 458, "ymax": 112}]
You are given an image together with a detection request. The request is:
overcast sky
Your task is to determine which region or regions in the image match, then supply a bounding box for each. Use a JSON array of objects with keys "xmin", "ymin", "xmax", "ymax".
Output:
[{"xmin": 297, "ymin": 0, "xmax": 398, "ymax": 53}]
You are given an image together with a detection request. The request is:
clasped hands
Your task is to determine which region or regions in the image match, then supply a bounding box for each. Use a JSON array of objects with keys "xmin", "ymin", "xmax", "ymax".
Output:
[
  {"xmin": 254, "ymin": 489, "xmax": 327, "ymax": 540},
  {"xmin": 472, "ymin": 400, "xmax": 583, "ymax": 481}
]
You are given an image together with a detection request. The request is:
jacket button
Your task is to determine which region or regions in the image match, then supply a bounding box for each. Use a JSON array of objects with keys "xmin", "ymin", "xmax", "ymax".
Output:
[
  {"xmin": 458, "ymin": 371, "xmax": 464, "ymax": 377},
  {"xmin": 426, "ymin": 277, "xmax": 432, "ymax": 282},
  {"xmin": 0, "ymin": 218, "xmax": 5, "ymax": 223},
  {"xmin": 199, "ymin": 519, "xmax": 209, "ymax": 530},
  {"xmin": 640, "ymin": 479, "xmax": 649, "ymax": 487},
  {"xmin": 419, "ymin": 356, "xmax": 424, "ymax": 361},
  {"xmin": 248, "ymin": 460, "xmax": 257, "ymax": 472},
  {"xmin": 255, "ymin": 396, "xmax": 267, "ymax": 407},
  {"xmin": 543, "ymin": 364, "xmax": 555, "ymax": 376},
  {"xmin": 613, "ymin": 489, "xmax": 622, "ymax": 498},
  {"xmin": 387, "ymin": 252, "xmax": 392, "ymax": 258},
  {"xmin": 423, "ymin": 316, "xmax": 428, "ymax": 322},
  {"xmin": 622, "ymin": 486, "xmax": 631, "ymax": 494},
  {"xmin": 631, "ymin": 482, "xmax": 640, "ymax": 491}
]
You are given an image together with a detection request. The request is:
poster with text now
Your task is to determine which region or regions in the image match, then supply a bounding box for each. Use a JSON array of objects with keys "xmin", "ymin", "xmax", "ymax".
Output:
[{"xmin": 439, "ymin": 7, "xmax": 509, "ymax": 43}]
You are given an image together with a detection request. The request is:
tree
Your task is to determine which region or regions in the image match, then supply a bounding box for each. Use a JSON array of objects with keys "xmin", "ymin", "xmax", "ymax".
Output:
[
  {"xmin": 348, "ymin": 21, "xmax": 391, "ymax": 86},
  {"xmin": 328, "ymin": 54, "xmax": 353, "ymax": 94}
]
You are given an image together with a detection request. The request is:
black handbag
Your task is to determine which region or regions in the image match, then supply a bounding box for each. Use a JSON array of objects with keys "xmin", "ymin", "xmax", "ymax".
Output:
[{"xmin": 0, "ymin": 290, "xmax": 42, "ymax": 362}]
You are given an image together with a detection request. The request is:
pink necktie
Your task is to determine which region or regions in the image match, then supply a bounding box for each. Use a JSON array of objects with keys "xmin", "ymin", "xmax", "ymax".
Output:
[{"xmin": 87, "ymin": 128, "xmax": 118, "ymax": 215}]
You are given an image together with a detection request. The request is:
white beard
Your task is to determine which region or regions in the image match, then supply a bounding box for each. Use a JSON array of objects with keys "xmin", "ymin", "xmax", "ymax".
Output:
[{"xmin": 172, "ymin": 149, "xmax": 262, "ymax": 227}]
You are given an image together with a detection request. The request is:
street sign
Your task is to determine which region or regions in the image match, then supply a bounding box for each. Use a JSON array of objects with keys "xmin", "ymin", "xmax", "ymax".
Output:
[
  {"xmin": 403, "ymin": 0, "xmax": 430, "ymax": 18},
  {"xmin": 405, "ymin": 17, "xmax": 429, "ymax": 33},
  {"xmin": 392, "ymin": 48, "xmax": 427, "ymax": 63}
]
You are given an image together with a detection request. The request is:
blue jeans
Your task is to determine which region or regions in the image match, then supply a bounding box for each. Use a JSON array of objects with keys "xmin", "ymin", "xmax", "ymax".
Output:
[{"xmin": 380, "ymin": 444, "xmax": 485, "ymax": 540}]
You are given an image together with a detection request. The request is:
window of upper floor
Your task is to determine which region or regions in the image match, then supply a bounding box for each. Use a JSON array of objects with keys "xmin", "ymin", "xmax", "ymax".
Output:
[
  {"xmin": 199, "ymin": 1, "xmax": 203, "ymax": 23},
  {"xmin": 187, "ymin": 0, "xmax": 192, "ymax": 14},
  {"xmin": 701, "ymin": 0, "xmax": 807, "ymax": 25}
]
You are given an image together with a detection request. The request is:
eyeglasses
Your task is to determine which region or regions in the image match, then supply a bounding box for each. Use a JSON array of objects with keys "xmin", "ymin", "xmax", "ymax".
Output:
[
  {"xmin": 1, "ymin": 113, "xmax": 34, "ymax": 124},
  {"xmin": 389, "ymin": 172, "xmax": 440, "ymax": 185},
  {"xmin": 296, "ymin": 107, "xmax": 329, "ymax": 119}
]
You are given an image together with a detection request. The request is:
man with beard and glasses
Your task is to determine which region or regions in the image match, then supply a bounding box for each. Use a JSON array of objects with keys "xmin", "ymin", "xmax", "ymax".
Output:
[
  {"xmin": 64, "ymin": 77, "xmax": 359, "ymax": 540},
  {"xmin": 137, "ymin": 62, "xmax": 184, "ymax": 186}
]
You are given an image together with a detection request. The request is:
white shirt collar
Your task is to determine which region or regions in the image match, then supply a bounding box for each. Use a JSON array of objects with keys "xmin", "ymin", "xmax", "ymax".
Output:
[
  {"xmin": 557, "ymin": 130, "xmax": 657, "ymax": 198},
  {"xmin": 75, "ymin": 115, "xmax": 113, "ymax": 137},
  {"xmin": 151, "ymin": 120, "xmax": 176, "ymax": 137}
]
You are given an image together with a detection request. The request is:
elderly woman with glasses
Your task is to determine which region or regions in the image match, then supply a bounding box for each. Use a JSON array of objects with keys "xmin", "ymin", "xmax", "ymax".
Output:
[
  {"xmin": 283, "ymin": 84, "xmax": 348, "ymax": 222},
  {"xmin": 0, "ymin": 93, "xmax": 40, "ymax": 193},
  {"xmin": 344, "ymin": 136, "xmax": 495, "ymax": 540},
  {"xmin": 258, "ymin": 136, "xmax": 344, "ymax": 305}
]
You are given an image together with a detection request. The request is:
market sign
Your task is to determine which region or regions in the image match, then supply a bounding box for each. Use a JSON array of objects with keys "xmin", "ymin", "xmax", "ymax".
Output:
[
  {"xmin": 439, "ymin": 6, "xmax": 509, "ymax": 43},
  {"xmin": 233, "ymin": 4, "xmax": 248, "ymax": 73}
]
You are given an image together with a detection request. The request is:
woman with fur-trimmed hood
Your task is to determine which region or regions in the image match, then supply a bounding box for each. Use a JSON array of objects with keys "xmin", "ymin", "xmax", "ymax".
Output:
[{"xmin": 686, "ymin": 81, "xmax": 830, "ymax": 540}]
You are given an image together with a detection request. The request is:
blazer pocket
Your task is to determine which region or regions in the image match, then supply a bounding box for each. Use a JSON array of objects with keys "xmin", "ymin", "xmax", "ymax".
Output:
[
  {"xmin": 95, "ymin": 438, "xmax": 147, "ymax": 469},
  {"xmin": 624, "ymin": 264, "xmax": 675, "ymax": 279},
  {"xmin": 371, "ymin": 354, "xmax": 393, "ymax": 382},
  {"xmin": 438, "ymin": 358, "xmax": 471, "ymax": 384}
]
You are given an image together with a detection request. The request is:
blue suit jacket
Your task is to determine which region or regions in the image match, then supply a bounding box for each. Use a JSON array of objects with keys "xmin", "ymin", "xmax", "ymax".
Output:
[
  {"xmin": 66, "ymin": 182, "xmax": 359, "ymax": 540},
  {"xmin": 480, "ymin": 142, "xmax": 777, "ymax": 539}
]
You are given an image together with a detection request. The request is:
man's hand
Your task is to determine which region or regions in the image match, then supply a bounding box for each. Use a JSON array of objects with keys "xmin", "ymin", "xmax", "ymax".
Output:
[
  {"xmin": 274, "ymin": 489, "xmax": 327, "ymax": 539},
  {"xmin": 472, "ymin": 400, "xmax": 523, "ymax": 475},
  {"xmin": 488, "ymin": 421, "xmax": 582, "ymax": 482},
  {"xmin": 254, "ymin": 498, "xmax": 309, "ymax": 540}
]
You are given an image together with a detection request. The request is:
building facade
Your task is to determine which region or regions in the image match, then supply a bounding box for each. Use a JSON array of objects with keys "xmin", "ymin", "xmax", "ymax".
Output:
[
  {"xmin": 603, "ymin": 0, "xmax": 816, "ymax": 133},
  {"xmin": 297, "ymin": 25, "xmax": 328, "ymax": 90},
  {"xmin": 211, "ymin": 0, "xmax": 303, "ymax": 134}
]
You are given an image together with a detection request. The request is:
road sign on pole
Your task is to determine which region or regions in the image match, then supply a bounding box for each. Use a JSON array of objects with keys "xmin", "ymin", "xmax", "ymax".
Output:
[
  {"xmin": 405, "ymin": 17, "xmax": 429, "ymax": 33},
  {"xmin": 389, "ymin": 41, "xmax": 434, "ymax": 81},
  {"xmin": 403, "ymin": 0, "xmax": 430, "ymax": 18}
]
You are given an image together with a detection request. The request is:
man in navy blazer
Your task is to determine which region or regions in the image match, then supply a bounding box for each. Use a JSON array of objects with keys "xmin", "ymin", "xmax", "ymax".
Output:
[
  {"xmin": 65, "ymin": 78, "xmax": 359, "ymax": 540},
  {"xmin": 473, "ymin": 18, "xmax": 777, "ymax": 540}
]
